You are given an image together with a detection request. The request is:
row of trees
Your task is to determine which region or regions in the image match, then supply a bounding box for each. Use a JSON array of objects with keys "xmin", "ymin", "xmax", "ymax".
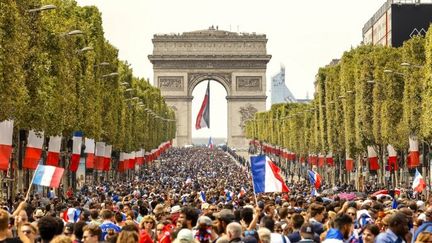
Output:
[
  {"xmin": 245, "ymin": 27, "xmax": 432, "ymax": 185},
  {"xmin": 0, "ymin": 0, "xmax": 175, "ymax": 154}
]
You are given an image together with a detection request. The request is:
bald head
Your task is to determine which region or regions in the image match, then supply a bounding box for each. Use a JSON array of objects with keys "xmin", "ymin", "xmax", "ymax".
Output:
[{"xmin": 226, "ymin": 222, "xmax": 242, "ymax": 240}]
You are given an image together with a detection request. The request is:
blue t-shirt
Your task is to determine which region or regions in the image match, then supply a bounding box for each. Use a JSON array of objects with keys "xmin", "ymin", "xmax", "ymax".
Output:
[{"xmin": 99, "ymin": 221, "xmax": 121, "ymax": 241}]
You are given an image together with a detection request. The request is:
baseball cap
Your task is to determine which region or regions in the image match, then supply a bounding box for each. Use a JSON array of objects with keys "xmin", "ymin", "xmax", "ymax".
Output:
[
  {"xmin": 214, "ymin": 209, "xmax": 235, "ymax": 223},
  {"xmin": 176, "ymin": 229, "xmax": 194, "ymax": 242},
  {"xmin": 197, "ymin": 216, "xmax": 212, "ymax": 226}
]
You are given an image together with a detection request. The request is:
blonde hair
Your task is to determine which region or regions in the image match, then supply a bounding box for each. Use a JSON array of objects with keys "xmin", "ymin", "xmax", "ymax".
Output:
[
  {"xmin": 50, "ymin": 235, "xmax": 73, "ymax": 243},
  {"xmin": 116, "ymin": 230, "xmax": 139, "ymax": 243},
  {"xmin": 258, "ymin": 227, "xmax": 271, "ymax": 243}
]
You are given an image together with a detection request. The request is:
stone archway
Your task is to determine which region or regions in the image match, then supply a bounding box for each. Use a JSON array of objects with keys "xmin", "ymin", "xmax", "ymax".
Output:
[{"xmin": 148, "ymin": 27, "xmax": 271, "ymax": 149}]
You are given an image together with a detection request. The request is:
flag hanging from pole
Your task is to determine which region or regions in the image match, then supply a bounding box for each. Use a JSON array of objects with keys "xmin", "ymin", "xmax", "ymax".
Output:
[
  {"xmin": 23, "ymin": 130, "xmax": 44, "ymax": 170},
  {"xmin": 0, "ymin": 120, "xmax": 14, "ymax": 171},
  {"xmin": 195, "ymin": 81, "xmax": 210, "ymax": 130}
]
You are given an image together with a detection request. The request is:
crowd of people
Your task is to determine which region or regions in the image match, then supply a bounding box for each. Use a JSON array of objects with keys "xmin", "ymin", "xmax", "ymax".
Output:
[{"xmin": 0, "ymin": 147, "xmax": 432, "ymax": 243}]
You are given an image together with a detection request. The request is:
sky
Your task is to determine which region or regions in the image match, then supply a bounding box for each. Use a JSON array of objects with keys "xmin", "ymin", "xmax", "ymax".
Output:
[{"xmin": 76, "ymin": 0, "xmax": 385, "ymax": 139}]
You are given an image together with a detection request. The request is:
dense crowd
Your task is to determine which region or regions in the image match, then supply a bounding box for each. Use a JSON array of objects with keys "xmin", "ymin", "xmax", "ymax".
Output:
[{"xmin": 1, "ymin": 147, "xmax": 432, "ymax": 243}]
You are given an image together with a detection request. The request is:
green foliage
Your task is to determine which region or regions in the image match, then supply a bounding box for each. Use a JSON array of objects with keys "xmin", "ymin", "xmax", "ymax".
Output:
[{"xmin": 0, "ymin": 0, "xmax": 174, "ymax": 153}]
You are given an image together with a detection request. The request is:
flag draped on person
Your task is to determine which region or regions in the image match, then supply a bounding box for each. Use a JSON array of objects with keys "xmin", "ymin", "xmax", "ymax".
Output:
[
  {"xmin": 32, "ymin": 165, "xmax": 64, "ymax": 188},
  {"xmin": 250, "ymin": 155, "xmax": 289, "ymax": 193},
  {"xmin": 412, "ymin": 169, "xmax": 426, "ymax": 193},
  {"xmin": 195, "ymin": 81, "xmax": 210, "ymax": 130}
]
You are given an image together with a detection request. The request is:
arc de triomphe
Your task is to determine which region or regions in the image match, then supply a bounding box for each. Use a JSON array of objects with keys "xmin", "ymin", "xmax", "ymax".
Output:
[{"xmin": 148, "ymin": 28, "xmax": 271, "ymax": 149}]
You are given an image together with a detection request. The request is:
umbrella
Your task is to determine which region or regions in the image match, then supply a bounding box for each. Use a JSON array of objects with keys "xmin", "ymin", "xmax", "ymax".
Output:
[
  {"xmin": 371, "ymin": 189, "xmax": 400, "ymax": 197},
  {"xmin": 337, "ymin": 192, "xmax": 356, "ymax": 201}
]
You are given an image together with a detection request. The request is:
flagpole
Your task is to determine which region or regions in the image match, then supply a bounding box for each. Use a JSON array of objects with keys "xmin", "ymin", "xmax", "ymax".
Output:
[
  {"xmin": 25, "ymin": 165, "xmax": 39, "ymax": 201},
  {"xmin": 250, "ymin": 157, "xmax": 258, "ymax": 206}
]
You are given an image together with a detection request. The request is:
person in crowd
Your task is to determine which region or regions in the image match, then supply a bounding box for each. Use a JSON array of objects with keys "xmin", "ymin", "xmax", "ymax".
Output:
[
  {"xmin": 38, "ymin": 216, "xmax": 60, "ymax": 243},
  {"xmin": 298, "ymin": 223, "xmax": 315, "ymax": 243},
  {"xmin": 360, "ymin": 224, "xmax": 379, "ymax": 243},
  {"xmin": 226, "ymin": 222, "xmax": 243, "ymax": 243},
  {"xmin": 322, "ymin": 214, "xmax": 353, "ymax": 243},
  {"xmin": 413, "ymin": 207, "xmax": 432, "ymax": 242},
  {"xmin": 20, "ymin": 223, "xmax": 37, "ymax": 243},
  {"xmin": 99, "ymin": 210, "xmax": 121, "ymax": 241},
  {"xmin": 82, "ymin": 224, "xmax": 102, "ymax": 243},
  {"xmin": 375, "ymin": 212, "xmax": 410, "ymax": 243}
]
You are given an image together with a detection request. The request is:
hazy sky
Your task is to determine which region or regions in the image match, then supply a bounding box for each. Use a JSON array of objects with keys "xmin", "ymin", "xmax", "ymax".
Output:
[{"xmin": 76, "ymin": 0, "xmax": 385, "ymax": 139}]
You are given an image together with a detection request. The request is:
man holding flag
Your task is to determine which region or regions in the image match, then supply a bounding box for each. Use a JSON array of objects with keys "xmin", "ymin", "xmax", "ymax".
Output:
[{"xmin": 308, "ymin": 169, "xmax": 322, "ymax": 196}]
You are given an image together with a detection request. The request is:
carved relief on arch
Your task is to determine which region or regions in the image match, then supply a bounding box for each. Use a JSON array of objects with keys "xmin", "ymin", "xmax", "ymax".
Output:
[{"xmin": 187, "ymin": 72, "xmax": 232, "ymax": 95}]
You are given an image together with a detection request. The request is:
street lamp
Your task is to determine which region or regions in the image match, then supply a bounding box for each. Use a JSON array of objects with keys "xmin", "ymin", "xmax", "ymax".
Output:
[
  {"xmin": 94, "ymin": 62, "xmax": 110, "ymax": 67},
  {"xmin": 121, "ymin": 82, "xmax": 130, "ymax": 86},
  {"xmin": 384, "ymin": 69, "xmax": 404, "ymax": 76},
  {"xmin": 66, "ymin": 30, "xmax": 84, "ymax": 36},
  {"xmin": 366, "ymin": 80, "xmax": 375, "ymax": 84},
  {"xmin": 28, "ymin": 4, "xmax": 57, "ymax": 13},
  {"xmin": 102, "ymin": 72, "xmax": 119, "ymax": 78},
  {"xmin": 346, "ymin": 90, "xmax": 354, "ymax": 94},
  {"xmin": 77, "ymin": 46, "xmax": 93, "ymax": 53},
  {"xmin": 401, "ymin": 62, "xmax": 423, "ymax": 68}
]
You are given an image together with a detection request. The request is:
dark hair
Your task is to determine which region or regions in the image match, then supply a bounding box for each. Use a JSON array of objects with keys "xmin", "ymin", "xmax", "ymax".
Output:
[
  {"xmin": 90, "ymin": 209, "xmax": 99, "ymax": 220},
  {"xmin": 241, "ymin": 207, "xmax": 254, "ymax": 225},
  {"xmin": 114, "ymin": 212, "xmax": 123, "ymax": 223},
  {"xmin": 292, "ymin": 214, "xmax": 305, "ymax": 229},
  {"xmin": 310, "ymin": 203, "xmax": 325, "ymax": 217},
  {"xmin": 333, "ymin": 213, "xmax": 353, "ymax": 230},
  {"xmin": 363, "ymin": 224, "xmax": 380, "ymax": 236},
  {"xmin": 181, "ymin": 207, "xmax": 199, "ymax": 226},
  {"xmin": 83, "ymin": 223, "xmax": 102, "ymax": 239},
  {"xmin": 54, "ymin": 217, "xmax": 64, "ymax": 235},
  {"xmin": 260, "ymin": 216, "xmax": 275, "ymax": 232},
  {"xmin": 74, "ymin": 221, "xmax": 87, "ymax": 240},
  {"xmin": 278, "ymin": 207, "xmax": 288, "ymax": 219},
  {"xmin": 101, "ymin": 209, "xmax": 113, "ymax": 220},
  {"xmin": 38, "ymin": 216, "xmax": 58, "ymax": 241}
]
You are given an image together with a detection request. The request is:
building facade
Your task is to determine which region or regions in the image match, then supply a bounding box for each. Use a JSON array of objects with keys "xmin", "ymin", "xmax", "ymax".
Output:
[
  {"xmin": 362, "ymin": 0, "xmax": 432, "ymax": 47},
  {"xmin": 270, "ymin": 66, "xmax": 297, "ymax": 105}
]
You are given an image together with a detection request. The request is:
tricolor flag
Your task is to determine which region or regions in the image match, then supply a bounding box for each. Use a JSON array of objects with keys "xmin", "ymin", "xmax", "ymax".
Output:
[
  {"xmin": 387, "ymin": 144, "xmax": 398, "ymax": 171},
  {"xmin": 23, "ymin": 130, "xmax": 44, "ymax": 170},
  {"xmin": 367, "ymin": 146, "xmax": 380, "ymax": 171},
  {"xmin": 84, "ymin": 138, "xmax": 95, "ymax": 169},
  {"xmin": 250, "ymin": 155, "xmax": 289, "ymax": 193},
  {"xmin": 208, "ymin": 137, "xmax": 214, "ymax": 149},
  {"xmin": 136, "ymin": 149, "xmax": 144, "ymax": 165},
  {"xmin": 46, "ymin": 136, "xmax": 62, "ymax": 166},
  {"xmin": 225, "ymin": 190, "xmax": 232, "ymax": 202},
  {"xmin": 94, "ymin": 142, "xmax": 105, "ymax": 171},
  {"xmin": 311, "ymin": 188, "xmax": 320, "ymax": 197},
  {"xmin": 103, "ymin": 145, "xmax": 112, "ymax": 171},
  {"xmin": 307, "ymin": 170, "xmax": 322, "ymax": 189},
  {"xmin": 32, "ymin": 165, "xmax": 64, "ymax": 188},
  {"xmin": 0, "ymin": 120, "xmax": 14, "ymax": 171},
  {"xmin": 128, "ymin": 152, "xmax": 136, "ymax": 170},
  {"xmin": 412, "ymin": 169, "xmax": 426, "ymax": 193},
  {"xmin": 238, "ymin": 187, "xmax": 246, "ymax": 198},
  {"xmin": 408, "ymin": 136, "xmax": 420, "ymax": 168},
  {"xmin": 199, "ymin": 191, "xmax": 206, "ymax": 202},
  {"xmin": 195, "ymin": 81, "xmax": 210, "ymax": 130},
  {"xmin": 69, "ymin": 131, "xmax": 83, "ymax": 172}
]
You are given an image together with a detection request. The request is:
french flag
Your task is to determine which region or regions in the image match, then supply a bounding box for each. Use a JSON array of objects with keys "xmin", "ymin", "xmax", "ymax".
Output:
[
  {"xmin": 199, "ymin": 191, "xmax": 206, "ymax": 202},
  {"xmin": 136, "ymin": 149, "xmax": 144, "ymax": 165},
  {"xmin": 308, "ymin": 170, "xmax": 322, "ymax": 189},
  {"xmin": 250, "ymin": 155, "xmax": 289, "ymax": 193},
  {"xmin": 367, "ymin": 146, "xmax": 380, "ymax": 171},
  {"xmin": 32, "ymin": 165, "xmax": 64, "ymax": 188},
  {"xmin": 94, "ymin": 142, "xmax": 105, "ymax": 171},
  {"xmin": 103, "ymin": 145, "xmax": 112, "ymax": 171},
  {"xmin": 69, "ymin": 132, "xmax": 82, "ymax": 172},
  {"xmin": 46, "ymin": 136, "xmax": 62, "ymax": 166},
  {"xmin": 208, "ymin": 137, "xmax": 214, "ymax": 149},
  {"xmin": 0, "ymin": 120, "xmax": 14, "ymax": 171},
  {"xmin": 408, "ymin": 136, "xmax": 420, "ymax": 168},
  {"xmin": 84, "ymin": 138, "xmax": 95, "ymax": 169},
  {"xmin": 195, "ymin": 81, "xmax": 210, "ymax": 130},
  {"xmin": 318, "ymin": 153, "xmax": 325, "ymax": 167},
  {"xmin": 412, "ymin": 169, "xmax": 426, "ymax": 193},
  {"xmin": 387, "ymin": 144, "xmax": 398, "ymax": 171},
  {"xmin": 23, "ymin": 130, "xmax": 44, "ymax": 170}
]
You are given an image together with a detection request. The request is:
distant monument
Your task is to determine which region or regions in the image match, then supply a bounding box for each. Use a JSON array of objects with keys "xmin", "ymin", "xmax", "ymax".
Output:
[{"xmin": 149, "ymin": 27, "xmax": 271, "ymax": 149}]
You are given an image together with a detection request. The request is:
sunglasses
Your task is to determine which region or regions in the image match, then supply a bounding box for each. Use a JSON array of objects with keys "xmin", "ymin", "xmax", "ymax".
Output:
[
  {"xmin": 144, "ymin": 221, "xmax": 154, "ymax": 224},
  {"xmin": 22, "ymin": 230, "xmax": 33, "ymax": 234}
]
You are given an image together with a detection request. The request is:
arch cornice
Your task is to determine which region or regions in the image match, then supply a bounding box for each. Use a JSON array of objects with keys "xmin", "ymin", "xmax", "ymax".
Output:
[{"xmin": 187, "ymin": 72, "xmax": 232, "ymax": 96}]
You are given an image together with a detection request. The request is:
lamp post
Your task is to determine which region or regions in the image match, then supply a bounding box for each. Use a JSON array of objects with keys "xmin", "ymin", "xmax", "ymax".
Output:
[{"xmin": 28, "ymin": 4, "xmax": 57, "ymax": 13}]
